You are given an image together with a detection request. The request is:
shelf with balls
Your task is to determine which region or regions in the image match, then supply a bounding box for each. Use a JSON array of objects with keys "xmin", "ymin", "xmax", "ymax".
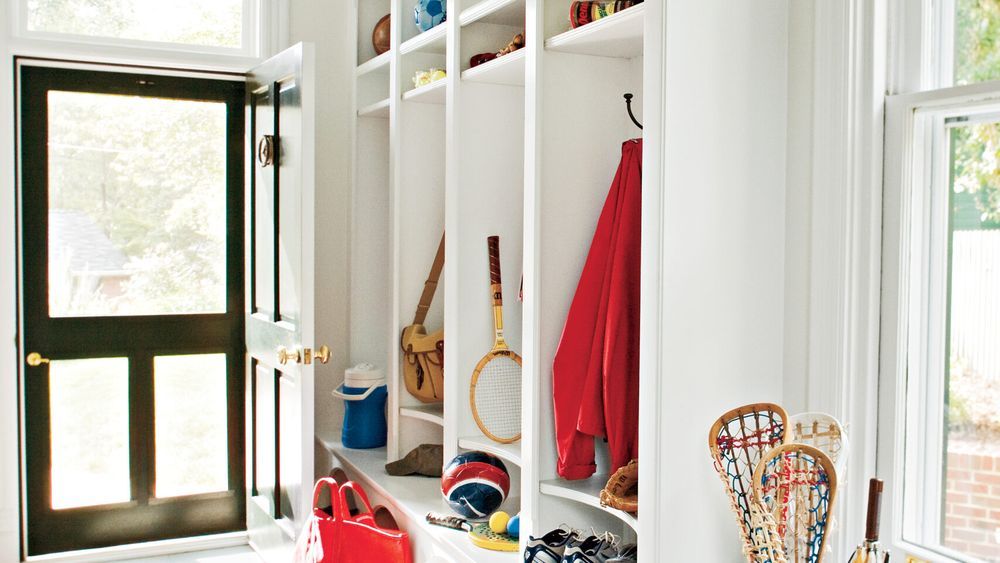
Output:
[
  {"xmin": 403, "ymin": 0, "xmax": 449, "ymax": 53},
  {"xmin": 544, "ymin": 1, "xmax": 644, "ymax": 58}
]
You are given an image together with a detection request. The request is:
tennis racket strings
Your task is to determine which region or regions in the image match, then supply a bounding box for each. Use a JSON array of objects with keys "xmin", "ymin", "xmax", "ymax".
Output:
[{"xmin": 472, "ymin": 355, "xmax": 522, "ymax": 441}]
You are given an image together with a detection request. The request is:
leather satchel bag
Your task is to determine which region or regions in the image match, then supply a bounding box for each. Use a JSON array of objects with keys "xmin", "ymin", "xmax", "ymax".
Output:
[{"xmin": 400, "ymin": 233, "xmax": 445, "ymax": 403}]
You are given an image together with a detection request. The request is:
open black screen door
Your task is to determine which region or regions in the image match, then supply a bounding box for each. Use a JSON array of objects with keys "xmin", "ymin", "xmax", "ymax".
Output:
[{"xmin": 245, "ymin": 43, "xmax": 323, "ymax": 562}]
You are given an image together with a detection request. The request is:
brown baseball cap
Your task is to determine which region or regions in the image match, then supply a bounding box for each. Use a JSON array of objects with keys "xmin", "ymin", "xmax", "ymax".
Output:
[{"xmin": 385, "ymin": 444, "xmax": 443, "ymax": 477}]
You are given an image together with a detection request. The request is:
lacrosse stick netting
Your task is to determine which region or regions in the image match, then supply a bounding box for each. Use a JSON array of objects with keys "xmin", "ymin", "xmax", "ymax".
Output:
[
  {"xmin": 709, "ymin": 403, "xmax": 790, "ymax": 562},
  {"xmin": 753, "ymin": 443, "xmax": 838, "ymax": 563},
  {"xmin": 789, "ymin": 412, "xmax": 849, "ymax": 478}
]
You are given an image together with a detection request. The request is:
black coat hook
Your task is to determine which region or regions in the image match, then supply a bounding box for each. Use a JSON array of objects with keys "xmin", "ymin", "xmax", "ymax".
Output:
[{"xmin": 624, "ymin": 93, "xmax": 642, "ymax": 130}]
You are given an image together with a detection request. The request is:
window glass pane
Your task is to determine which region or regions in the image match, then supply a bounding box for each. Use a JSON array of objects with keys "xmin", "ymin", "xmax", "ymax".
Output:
[
  {"xmin": 954, "ymin": 0, "xmax": 1000, "ymax": 85},
  {"xmin": 26, "ymin": 0, "xmax": 243, "ymax": 49},
  {"xmin": 942, "ymin": 121, "xmax": 1000, "ymax": 560},
  {"xmin": 47, "ymin": 91, "xmax": 227, "ymax": 317},
  {"xmin": 50, "ymin": 357, "xmax": 130, "ymax": 509},
  {"xmin": 154, "ymin": 354, "xmax": 228, "ymax": 498}
]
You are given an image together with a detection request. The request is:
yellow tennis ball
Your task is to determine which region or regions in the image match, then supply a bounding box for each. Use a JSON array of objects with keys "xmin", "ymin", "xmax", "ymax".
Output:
[{"xmin": 489, "ymin": 511, "xmax": 510, "ymax": 534}]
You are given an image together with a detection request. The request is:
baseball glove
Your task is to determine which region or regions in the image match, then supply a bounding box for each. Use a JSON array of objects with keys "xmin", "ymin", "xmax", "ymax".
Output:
[{"xmin": 600, "ymin": 459, "xmax": 638, "ymax": 514}]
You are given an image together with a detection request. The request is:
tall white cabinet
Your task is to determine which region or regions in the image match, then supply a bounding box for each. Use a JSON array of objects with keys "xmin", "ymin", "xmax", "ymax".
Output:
[{"xmin": 336, "ymin": 1, "xmax": 789, "ymax": 561}]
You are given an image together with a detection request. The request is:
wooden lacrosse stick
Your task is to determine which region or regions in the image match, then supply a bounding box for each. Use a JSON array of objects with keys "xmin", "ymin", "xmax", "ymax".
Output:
[
  {"xmin": 469, "ymin": 236, "xmax": 522, "ymax": 443},
  {"xmin": 847, "ymin": 479, "xmax": 889, "ymax": 563},
  {"xmin": 789, "ymin": 412, "xmax": 849, "ymax": 478},
  {"xmin": 753, "ymin": 443, "xmax": 838, "ymax": 563},
  {"xmin": 709, "ymin": 403, "xmax": 790, "ymax": 562}
]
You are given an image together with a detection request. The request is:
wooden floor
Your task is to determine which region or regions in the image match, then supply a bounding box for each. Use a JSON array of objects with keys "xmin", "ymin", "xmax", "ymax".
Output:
[{"xmin": 118, "ymin": 547, "xmax": 262, "ymax": 563}]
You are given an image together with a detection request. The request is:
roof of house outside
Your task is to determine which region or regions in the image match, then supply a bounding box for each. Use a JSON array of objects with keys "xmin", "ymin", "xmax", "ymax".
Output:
[{"xmin": 49, "ymin": 209, "xmax": 129, "ymax": 275}]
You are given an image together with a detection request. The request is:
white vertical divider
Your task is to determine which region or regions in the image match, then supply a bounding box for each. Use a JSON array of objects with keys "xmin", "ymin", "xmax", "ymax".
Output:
[
  {"xmin": 443, "ymin": 0, "xmax": 463, "ymax": 465},
  {"xmin": 636, "ymin": 1, "xmax": 665, "ymax": 560},
  {"xmin": 520, "ymin": 0, "xmax": 542, "ymax": 552},
  {"xmin": 385, "ymin": 0, "xmax": 404, "ymax": 462}
]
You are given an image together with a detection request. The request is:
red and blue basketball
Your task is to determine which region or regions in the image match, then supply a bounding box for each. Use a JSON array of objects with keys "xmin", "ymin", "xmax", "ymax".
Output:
[{"xmin": 440, "ymin": 451, "xmax": 509, "ymax": 519}]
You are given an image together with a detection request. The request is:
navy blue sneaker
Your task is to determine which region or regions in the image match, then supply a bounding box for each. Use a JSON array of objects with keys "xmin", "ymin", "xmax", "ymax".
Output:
[
  {"xmin": 607, "ymin": 543, "xmax": 637, "ymax": 563},
  {"xmin": 561, "ymin": 533, "xmax": 619, "ymax": 563},
  {"xmin": 524, "ymin": 527, "xmax": 580, "ymax": 563}
]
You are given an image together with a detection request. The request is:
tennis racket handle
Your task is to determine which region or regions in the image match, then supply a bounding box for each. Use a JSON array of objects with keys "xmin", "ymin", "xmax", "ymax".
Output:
[
  {"xmin": 865, "ymin": 478, "xmax": 884, "ymax": 541},
  {"xmin": 488, "ymin": 236, "xmax": 501, "ymax": 285}
]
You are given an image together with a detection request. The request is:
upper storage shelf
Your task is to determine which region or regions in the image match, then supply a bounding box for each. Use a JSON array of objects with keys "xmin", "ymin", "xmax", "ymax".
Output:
[
  {"xmin": 461, "ymin": 49, "xmax": 525, "ymax": 86},
  {"xmin": 401, "ymin": 21, "xmax": 449, "ymax": 54},
  {"xmin": 545, "ymin": 3, "xmax": 644, "ymax": 58},
  {"xmin": 357, "ymin": 51, "xmax": 390, "ymax": 77},
  {"xmin": 459, "ymin": 0, "xmax": 526, "ymax": 27}
]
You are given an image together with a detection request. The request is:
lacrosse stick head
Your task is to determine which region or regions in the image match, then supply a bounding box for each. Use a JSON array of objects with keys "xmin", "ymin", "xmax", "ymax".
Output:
[
  {"xmin": 753, "ymin": 443, "xmax": 838, "ymax": 563},
  {"xmin": 789, "ymin": 412, "xmax": 850, "ymax": 479},
  {"xmin": 709, "ymin": 403, "xmax": 790, "ymax": 558}
]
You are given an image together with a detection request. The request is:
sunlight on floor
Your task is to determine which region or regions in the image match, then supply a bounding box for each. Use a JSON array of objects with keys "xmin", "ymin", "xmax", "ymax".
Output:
[{"xmin": 118, "ymin": 546, "xmax": 262, "ymax": 563}]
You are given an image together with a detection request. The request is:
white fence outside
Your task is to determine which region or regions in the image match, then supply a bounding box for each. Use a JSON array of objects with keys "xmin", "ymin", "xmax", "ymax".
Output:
[{"xmin": 950, "ymin": 230, "xmax": 1000, "ymax": 380}]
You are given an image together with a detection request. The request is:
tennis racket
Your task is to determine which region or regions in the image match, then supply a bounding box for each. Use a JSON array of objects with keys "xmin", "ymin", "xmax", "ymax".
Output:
[
  {"xmin": 753, "ymin": 443, "xmax": 838, "ymax": 563},
  {"xmin": 709, "ymin": 403, "xmax": 790, "ymax": 562},
  {"xmin": 469, "ymin": 236, "xmax": 522, "ymax": 444},
  {"xmin": 426, "ymin": 512, "xmax": 519, "ymax": 552}
]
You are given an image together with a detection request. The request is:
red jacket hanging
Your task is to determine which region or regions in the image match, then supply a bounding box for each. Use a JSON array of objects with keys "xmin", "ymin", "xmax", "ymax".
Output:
[{"xmin": 552, "ymin": 139, "xmax": 641, "ymax": 480}]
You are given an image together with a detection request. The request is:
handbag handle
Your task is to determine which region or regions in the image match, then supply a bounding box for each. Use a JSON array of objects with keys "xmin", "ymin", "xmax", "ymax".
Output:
[
  {"xmin": 413, "ymin": 233, "xmax": 445, "ymax": 326},
  {"xmin": 311, "ymin": 476, "xmax": 342, "ymax": 519},
  {"xmin": 331, "ymin": 383, "xmax": 378, "ymax": 401},
  {"xmin": 337, "ymin": 481, "xmax": 376, "ymax": 519}
]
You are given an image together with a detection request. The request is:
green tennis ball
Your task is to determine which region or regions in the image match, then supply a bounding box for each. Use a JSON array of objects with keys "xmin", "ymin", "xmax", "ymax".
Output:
[{"xmin": 489, "ymin": 511, "xmax": 510, "ymax": 534}]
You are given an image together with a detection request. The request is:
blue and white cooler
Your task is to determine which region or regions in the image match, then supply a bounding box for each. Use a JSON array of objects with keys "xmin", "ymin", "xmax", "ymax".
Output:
[{"xmin": 332, "ymin": 363, "xmax": 388, "ymax": 449}]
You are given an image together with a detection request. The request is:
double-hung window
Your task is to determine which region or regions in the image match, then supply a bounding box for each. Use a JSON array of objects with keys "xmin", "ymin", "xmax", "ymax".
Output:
[{"xmin": 883, "ymin": 1, "xmax": 1000, "ymax": 561}]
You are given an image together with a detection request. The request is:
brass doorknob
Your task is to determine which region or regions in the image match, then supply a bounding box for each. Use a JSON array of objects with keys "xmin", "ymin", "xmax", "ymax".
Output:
[
  {"xmin": 307, "ymin": 345, "xmax": 331, "ymax": 365},
  {"xmin": 26, "ymin": 352, "xmax": 50, "ymax": 367},
  {"xmin": 277, "ymin": 347, "xmax": 300, "ymax": 365}
]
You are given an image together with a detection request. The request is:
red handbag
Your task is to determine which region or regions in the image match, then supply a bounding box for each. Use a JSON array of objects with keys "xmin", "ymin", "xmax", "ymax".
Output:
[
  {"xmin": 295, "ymin": 477, "xmax": 412, "ymax": 563},
  {"xmin": 294, "ymin": 477, "xmax": 341, "ymax": 563}
]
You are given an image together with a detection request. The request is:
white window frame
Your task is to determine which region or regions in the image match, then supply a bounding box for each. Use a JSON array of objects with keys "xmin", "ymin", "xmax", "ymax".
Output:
[
  {"xmin": 882, "ymin": 77, "xmax": 1000, "ymax": 563},
  {"xmin": 7, "ymin": 0, "xmax": 288, "ymax": 71}
]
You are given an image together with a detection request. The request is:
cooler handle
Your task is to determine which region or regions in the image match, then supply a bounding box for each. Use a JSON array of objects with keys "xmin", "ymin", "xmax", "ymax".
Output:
[{"xmin": 332, "ymin": 383, "xmax": 378, "ymax": 401}]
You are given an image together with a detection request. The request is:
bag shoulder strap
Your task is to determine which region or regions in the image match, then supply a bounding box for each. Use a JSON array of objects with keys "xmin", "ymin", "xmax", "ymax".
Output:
[{"xmin": 413, "ymin": 233, "xmax": 445, "ymax": 326}]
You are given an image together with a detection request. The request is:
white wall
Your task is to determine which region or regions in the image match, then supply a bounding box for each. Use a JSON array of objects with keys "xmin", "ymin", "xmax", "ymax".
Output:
[
  {"xmin": 655, "ymin": 1, "xmax": 788, "ymax": 560},
  {"xmin": 0, "ymin": 0, "xmax": 21, "ymax": 559},
  {"xmin": 287, "ymin": 1, "xmax": 354, "ymax": 446},
  {"xmin": 783, "ymin": 0, "xmax": 815, "ymax": 415}
]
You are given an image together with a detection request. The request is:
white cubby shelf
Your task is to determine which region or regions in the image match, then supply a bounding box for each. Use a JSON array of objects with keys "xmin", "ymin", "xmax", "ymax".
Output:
[
  {"xmin": 461, "ymin": 49, "xmax": 525, "ymax": 86},
  {"xmin": 544, "ymin": 3, "xmax": 644, "ymax": 58},
  {"xmin": 401, "ymin": 22, "xmax": 449, "ymax": 54},
  {"xmin": 457, "ymin": 435, "xmax": 522, "ymax": 466},
  {"xmin": 350, "ymin": 0, "xmax": 655, "ymax": 557},
  {"xmin": 358, "ymin": 98, "xmax": 390, "ymax": 118},
  {"xmin": 399, "ymin": 403, "xmax": 445, "ymax": 426},
  {"xmin": 402, "ymin": 79, "xmax": 447, "ymax": 103},
  {"xmin": 459, "ymin": 0, "xmax": 526, "ymax": 27},
  {"xmin": 356, "ymin": 51, "xmax": 391, "ymax": 77},
  {"xmin": 539, "ymin": 477, "xmax": 638, "ymax": 531}
]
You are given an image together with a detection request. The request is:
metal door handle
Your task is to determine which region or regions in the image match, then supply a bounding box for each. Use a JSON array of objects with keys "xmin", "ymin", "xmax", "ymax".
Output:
[
  {"xmin": 304, "ymin": 345, "xmax": 331, "ymax": 365},
  {"xmin": 257, "ymin": 135, "xmax": 276, "ymax": 167},
  {"xmin": 278, "ymin": 345, "xmax": 331, "ymax": 365},
  {"xmin": 277, "ymin": 346, "xmax": 300, "ymax": 365},
  {"xmin": 26, "ymin": 352, "xmax": 50, "ymax": 367}
]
